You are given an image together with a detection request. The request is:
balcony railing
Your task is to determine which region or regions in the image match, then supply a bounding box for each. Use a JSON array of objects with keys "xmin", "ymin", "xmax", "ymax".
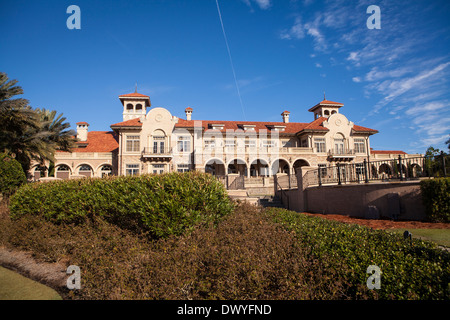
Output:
[
  {"xmin": 142, "ymin": 147, "xmax": 173, "ymax": 157},
  {"xmin": 327, "ymin": 148, "xmax": 355, "ymax": 158},
  {"xmin": 196, "ymin": 146, "xmax": 314, "ymax": 156}
]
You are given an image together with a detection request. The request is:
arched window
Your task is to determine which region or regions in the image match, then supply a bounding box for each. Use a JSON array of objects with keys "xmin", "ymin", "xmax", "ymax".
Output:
[
  {"xmin": 126, "ymin": 103, "xmax": 134, "ymax": 112},
  {"xmin": 100, "ymin": 164, "xmax": 113, "ymax": 177},
  {"xmin": 56, "ymin": 164, "xmax": 71, "ymax": 179},
  {"xmin": 78, "ymin": 164, "xmax": 93, "ymax": 177},
  {"xmin": 135, "ymin": 104, "xmax": 143, "ymax": 112},
  {"xmin": 33, "ymin": 165, "xmax": 47, "ymax": 181},
  {"xmin": 324, "ymin": 110, "xmax": 330, "ymax": 117}
]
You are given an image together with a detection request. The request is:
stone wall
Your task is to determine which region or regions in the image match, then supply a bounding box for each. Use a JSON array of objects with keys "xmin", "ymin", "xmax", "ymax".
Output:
[{"xmin": 277, "ymin": 169, "xmax": 426, "ymax": 220}]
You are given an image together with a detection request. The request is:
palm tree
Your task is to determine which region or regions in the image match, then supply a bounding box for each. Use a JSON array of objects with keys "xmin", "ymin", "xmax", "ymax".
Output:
[
  {"xmin": 35, "ymin": 108, "xmax": 77, "ymax": 152},
  {"xmin": 0, "ymin": 72, "xmax": 76, "ymax": 174}
]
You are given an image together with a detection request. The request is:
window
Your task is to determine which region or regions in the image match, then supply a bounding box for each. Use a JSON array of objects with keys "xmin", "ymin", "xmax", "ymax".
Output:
[
  {"xmin": 126, "ymin": 164, "xmax": 139, "ymax": 176},
  {"xmin": 135, "ymin": 104, "xmax": 143, "ymax": 112},
  {"xmin": 225, "ymin": 139, "xmax": 235, "ymax": 147},
  {"xmin": 334, "ymin": 138, "xmax": 345, "ymax": 154},
  {"xmin": 152, "ymin": 164, "xmax": 165, "ymax": 174},
  {"xmin": 318, "ymin": 164, "xmax": 327, "ymax": 177},
  {"xmin": 153, "ymin": 135, "xmax": 165, "ymax": 153},
  {"xmin": 204, "ymin": 139, "xmax": 216, "ymax": 148},
  {"xmin": 354, "ymin": 138, "xmax": 366, "ymax": 153},
  {"xmin": 101, "ymin": 165, "xmax": 113, "ymax": 177},
  {"xmin": 177, "ymin": 164, "xmax": 190, "ymax": 173},
  {"xmin": 126, "ymin": 135, "xmax": 140, "ymax": 152},
  {"xmin": 300, "ymin": 138, "xmax": 308, "ymax": 148},
  {"xmin": 262, "ymin": 140, "xmax": 275, "ymax": 147},
  {"xmin": 314, "ymin": 138, "xmax": 326, "ymax": 153},
  {"xmin": 245, "ymin": 139, "xmax": 256, "ymax": 148},
  {"xmin": 57, "ymin": 165, "xmax": 70, "ymax": 171},
  {"xmin": 79, "ymin": 165, "xmax": 92, "ymax": 172},
  {"xmin": 177, "ymin": 136, "xmax": 190, "ymax": 153}
]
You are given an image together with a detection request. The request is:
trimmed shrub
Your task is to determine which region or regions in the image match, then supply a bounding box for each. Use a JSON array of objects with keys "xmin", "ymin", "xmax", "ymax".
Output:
[
  {"xmin": 0, "ymin": 153, "xmax": 26, "ymax": 196},
  {"xmin": 9, "ymin": 171, "xmax": 234, "ymax": 238},
  {"xmin": 420, "ymin": 178, "xmax": 450, "ymax": 223},
  {"xmin": 265, "ymin": 207, "xmax": 450, "ymax": 300}
]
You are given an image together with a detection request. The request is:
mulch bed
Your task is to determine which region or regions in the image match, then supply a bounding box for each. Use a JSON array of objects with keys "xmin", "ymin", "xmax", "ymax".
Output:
[{"xmin": 300, "ymin": 212, "xmax": 450, "ymax": 230}]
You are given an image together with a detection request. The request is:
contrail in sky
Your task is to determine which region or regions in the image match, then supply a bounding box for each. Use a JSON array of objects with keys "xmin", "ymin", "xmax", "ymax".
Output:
[{"xmin": 215, "ymin": 0, "xmax": 247, "ymax": 120}]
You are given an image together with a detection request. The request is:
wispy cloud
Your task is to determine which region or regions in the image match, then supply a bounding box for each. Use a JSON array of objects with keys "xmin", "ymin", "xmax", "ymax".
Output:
[
  {"xmin": 277, "ymin": 0, "xmax": 450, "ymax": 151},
  {"xmin": 280, "ymin": 16, "xmax": 305, "ymax": 40},
  {"xmin": 370, "ymin": 62, "xmax": 450, "ymax": 113},
  {"xmin": 242, "ymin": 0, "xmax": 272, "ymax": 11}
]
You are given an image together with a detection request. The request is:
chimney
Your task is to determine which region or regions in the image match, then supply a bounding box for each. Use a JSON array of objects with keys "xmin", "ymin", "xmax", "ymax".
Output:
[
  {"xmin": 185, "ymin": 107, "xmax": 193, "ymax": 121},
  {"xmin": 281, "ymin": 111, "xmax": 290, "ymax": 123},
  {"xmin": 76, "ymin": 122, "xmax": 89, "ymax": 141}
]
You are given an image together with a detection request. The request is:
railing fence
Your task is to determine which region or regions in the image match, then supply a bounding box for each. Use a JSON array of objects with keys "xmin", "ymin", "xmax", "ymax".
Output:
[{"xmin": 303, "ymin": 154, "xmax": 449, "ymax": 189}]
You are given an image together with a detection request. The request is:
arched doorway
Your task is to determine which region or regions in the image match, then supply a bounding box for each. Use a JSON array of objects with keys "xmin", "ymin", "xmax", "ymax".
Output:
[
  {"xmin": 293, "ymin": 159, "xmax": 310, "ymax": 175},
  {"xmin": 271, "ymin": 158, "xmax": 290, "ymax": 175},
  {"xmin": 227, "ymin": 159, "xmax": 247, "ymax": 176},
  {"xmin": 250, "ymin": 159, "xmax": 269, "ymax": 177},
  {"xmin": 205, "ymin": 159, "xmax": 226, "ymax": 176},
  {"xmin": 100, "ymin": 164, "xmax": 113, "ymax": 177}
]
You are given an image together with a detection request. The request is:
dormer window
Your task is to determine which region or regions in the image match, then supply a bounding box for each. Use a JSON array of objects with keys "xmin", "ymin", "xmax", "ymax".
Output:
[
  {"xmin": 267, "ymin": 125, "xmax": 286, "ymax": 131},
  {"xmin": 210, "ymin": 124, "xmax": 225, "ymax": 130}
]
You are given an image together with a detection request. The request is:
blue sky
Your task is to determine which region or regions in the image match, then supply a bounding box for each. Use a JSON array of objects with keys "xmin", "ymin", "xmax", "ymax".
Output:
[{"xmin": 1, "ymin": 0, "xmax": 449, "ymax": 153}]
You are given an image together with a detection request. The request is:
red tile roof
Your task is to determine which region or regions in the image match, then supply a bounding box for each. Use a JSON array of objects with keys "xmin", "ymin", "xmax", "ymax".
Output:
[
  {"xmin": 175, "ymin": 119, "xmax": 312, "ymax": 134},
  {"xmin": 110, "ymin": 118, "xmax": 142, "ymax": 127},
  {"xmin": 352, "ymin": 125, "xmax": 379, "ymax": 133},
  {"xmin": 302, "ymin": 117, "xmax": 329, "ymax": 132},
  {"xmin": 110, "ymin": 116, "xmax": 376, "ymax": 135},
  {"xmin": 118, "ymin": 92, "xmax": 151, "ymax": 107},
  {"xmin": 57, "ymin": 131, "xmax": 119, "ymax": 153},
  {"xmin": 308, "ymin": 99, "xmax": 344, "ymax": 112},
  {"xmin": 320, "ymin": 99, "xmax": 344, "ymax": 106},
  {"xmin": 76, "ymin": 121, "xmax": 89, "ymax": 125},
  {"xmin": 119, "ymin": 92, "xmax": 150, "ymax": 98}
]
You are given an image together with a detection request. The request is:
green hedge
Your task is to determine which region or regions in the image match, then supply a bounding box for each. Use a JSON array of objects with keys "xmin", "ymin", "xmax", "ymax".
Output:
[
  {"xmin": 420, "ymin": 178, "xmax": 450, "ymax": 223},
  {"xmin": 9, "ymin": 172, "xmax": 234, "ymax": 238},
  {"xmin": 265, "ymin": 208, "xmax": 450, "ymax": 299},
  {"xmin": 0, "ymin": 153, "xmax": 26, "ymax": 196}
]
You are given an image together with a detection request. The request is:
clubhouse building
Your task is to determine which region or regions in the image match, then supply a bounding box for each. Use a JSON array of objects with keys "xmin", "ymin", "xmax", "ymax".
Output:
[{"xmin": 29, "ymin": 91, "xmax": 420, "ymax": 181}]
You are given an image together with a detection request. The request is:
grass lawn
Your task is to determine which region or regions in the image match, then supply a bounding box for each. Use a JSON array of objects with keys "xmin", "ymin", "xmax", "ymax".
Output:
[
  {"xmin": 387, "ymin": 229, "xmax": 450, "ymax": 248},
  {"xmin": 0, "ymin": 266, "xmax": 62, "ymax": 300}
]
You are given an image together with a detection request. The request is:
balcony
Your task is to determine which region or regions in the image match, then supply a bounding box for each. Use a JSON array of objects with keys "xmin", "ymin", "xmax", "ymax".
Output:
[
  {"xmin": 279, "ymin": 147, "xmax": 314, "ymax": 154},
  {"xmin": 327, "ymin": 148, "xmax": 355, "ymax": 160},
  {"xmin": 142, "ymin": 147, "xmax": 173, "ymax": 160}
]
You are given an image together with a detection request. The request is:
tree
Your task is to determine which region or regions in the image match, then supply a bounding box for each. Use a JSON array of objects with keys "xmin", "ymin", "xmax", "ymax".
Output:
[
  {"xmin": 0, "ymin": 153, "xmax": 26, "ymax": 196},
  {"xmin": 0, "ymin": 72, "xmax": 76, "ymax": 174},
  {"xmin": 425, "ymin": 146, "xmax": 449, "ymax": 177}
]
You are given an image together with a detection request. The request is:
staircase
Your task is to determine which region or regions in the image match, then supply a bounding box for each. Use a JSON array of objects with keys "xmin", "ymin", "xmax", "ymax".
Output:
[
  {"xmin": 258, "ymin": 195, "xmax": 284, "ymax": 208},
  {"xmin": 226, "ymin": 190, "xmax": 259, "ymax": 206}
]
